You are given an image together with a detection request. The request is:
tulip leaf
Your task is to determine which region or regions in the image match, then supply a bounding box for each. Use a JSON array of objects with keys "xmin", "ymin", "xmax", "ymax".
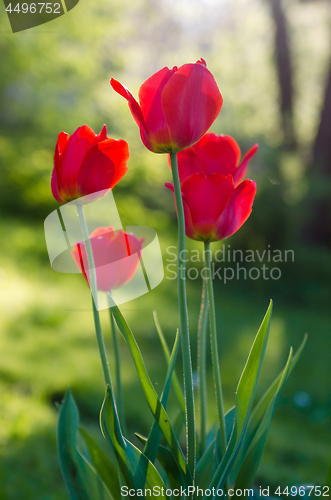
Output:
[
  {"xmin": 57, "ymin": 389, "xmax": 112, "ymax": 500},
  {"xmin": 153, "ymin": 311, "xmax": 185, "ymax": 414},
  {"xmin": 229, "ymin": 334, "xmax": 307, "ymax": 483},
  {"xmin": 235, "ymin": 347, "xmax": 293, "ymax": 489},
  {"xmin": 196, "ymin": 407, "xmax": 235, "ymax": 491},
  {"xmin": 245, "ymin": 333, "xmax": 307, "ymax": 454},
  {"xmin": 112, "ymin": 305, "xmax": 192, "ymax": 486},
  {"xmin": 204, "ymin": 301, "xmax": 272, "ymax": 498},
  {"xmin": 144, "ymin": 329, "xmax": 180, "ymax": 464},
  {"xmin": 78, "ymin": 428, "xmax": 121, "ymax": 500},
  {"xmin": 195, "ymin": 437, "xmax": 216, "ymax": 490},
  {"xmin": 173, "ymin": 409, "xmax": 185, "ymax": 440},
  {"xmin": 100, "ymin": 387, "xmax": 169, "ymax": 498},
  {"xmin": 135, "ymin": 433, "xmax": 186, "ymax": 491}
]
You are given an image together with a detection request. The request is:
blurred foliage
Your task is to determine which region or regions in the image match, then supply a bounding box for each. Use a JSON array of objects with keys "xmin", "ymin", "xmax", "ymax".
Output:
[{"xmin": 0, "ymin": 0, "xmax": 331, "ymax": 497}]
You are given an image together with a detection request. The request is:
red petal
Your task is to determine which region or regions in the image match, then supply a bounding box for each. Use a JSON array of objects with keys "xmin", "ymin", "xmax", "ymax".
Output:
[
  {"xmin": 233, "ymin": 143, "xmax": 258, "ymax": 186},
  {"xmin": 52, "ymin": 132, "xmax": 69, "ymax": 203},
  {"xmin": 92, "ymin": 124, "xmax": 108, "ymax": 146},
  {"xmin": 76, "ymin": 139, "xmax": 129, "ymax": 197},
  {"xmin": 215, "ymin": 179, "xmax": 256, "ymax": 239},
  {"xmin": 180, "ymin": 173, "xmax": 234, "ymax": 239},
  {"xmin": 162, "ymin": 63, "xmax": 223, "ymax": 150},
  {"xmin": 51, "ymin": 168, "xmax": 63, "ymax": 203},
  {"xmin": 90, "ymin": 226, "xmax": 115, "ymax": 241},
  {"xmin": 176, "ymin": 133, "xmax": 241, "ymax": 183},
  {"xmin": 165, "ymin": 182, "xmax": 197, "ymax": 240},
  {"xmin": 138, "ymin": 67, "xmax": 176, "ymax": 151},
  {"xmin": 54, "ymin": 131, "xmax": 69, "ymax": 170},
  {"xmin": 57, "ymin": 125, "xmax": 96, "ymax": 200},
  {"xmin": 196, "ymin": 58, "xmax": 207, "ymax": 67},
  {"xmin": 110, "ymin": 78, "xmax": 145, "ymax": 129}
]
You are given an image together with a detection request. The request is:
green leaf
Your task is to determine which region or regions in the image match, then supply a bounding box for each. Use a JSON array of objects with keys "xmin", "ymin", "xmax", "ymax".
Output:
[
  {"xmin": 79, "ymin": 428, "xmax": 121, "ymax": 500},
  {"xmin": 173, "ymin": 410, "xmax": 185, "ymax": 441},
  {"xmin": 196, "ymin": 407, "xmax": 235, "ymax": 491},
  {"xmin": 112, "ymin": 305, "xmax": 192, "ymax": 487},
  {"xmin": 195, "ymin": 437, "xmax": 217, "ymax": 490},
  {"xmin": 244, "ymin": 334, "xmax": 307, "ymax": 455},
  {"xmin": 144, "ymin": 329, "xmax": 180, "ymax": 464},
  {"xmin": 57, "ymin": 389, "xmax": 112, "ymax": 500},
  {"xmin": 204, "ymin": 301, "xmax": 273, "ymax": 498},
  {"xmin": 153, "ymin": 311, "xmax": 185, "ymax": 414},
  {"xmin": 235, "ymin": 348, "xmax": 293, "ymax": 488},
  {"xmin": 229, "ymin": 334, "xmax": 307, "ymax": 483},
  {"xmin": 100, "ymin": 387, "xmax": 169, "ymax": 499},
  {"xmin": 136, "ymin": 434, "xmax": 185, "ymax": 491}
]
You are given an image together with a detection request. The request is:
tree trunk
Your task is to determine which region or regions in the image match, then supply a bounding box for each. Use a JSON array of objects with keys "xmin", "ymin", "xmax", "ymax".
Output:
[
  {"xmin": 270, "ymin": 0, "xmax": 297, "ymax": 149},
  {"xmin": 313, "ymin": 60, "xmax": 331, "ymax": 174}
]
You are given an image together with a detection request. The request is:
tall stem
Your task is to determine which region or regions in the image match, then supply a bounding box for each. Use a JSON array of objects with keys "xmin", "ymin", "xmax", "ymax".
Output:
[
  {"xmin": 197, "ymin": 277, "xmax": 209, "ymax": 452},
  {"xmin": 108, "ymin": 295, "xmax": 126, "ymax": 433},
  {"xmin": 77, "ymin": 203, "xmax": 112, "ymax": 388},
  {"xmin": 170, "ymin": 152, "xmax": 196, "ymax": 474},
  {"xmin": 204, "ymin": 241, "xmax": 227, "ymax": 456}
]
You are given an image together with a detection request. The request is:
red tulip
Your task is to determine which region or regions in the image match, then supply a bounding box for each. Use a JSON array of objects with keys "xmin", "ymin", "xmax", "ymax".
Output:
[
  {"xmin": 166, "ymin": 133, "xmax": 258, "ymax": 241},
  {"xmin": 51, "ymin": 125, "xmax": 129, "ymax": 203},
  {"xmin": 110, "ymin": 59, "xmax": 223, "ymax": 153},
  {"xmin": 71, "ymin": 227, "xmax": 144, "ymax": 292}
]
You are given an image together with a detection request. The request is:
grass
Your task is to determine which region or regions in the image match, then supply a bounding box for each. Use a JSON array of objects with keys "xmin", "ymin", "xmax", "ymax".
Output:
[{"xmin": 0, "ymin": 217, "xmax": 330, "ymax": 498}]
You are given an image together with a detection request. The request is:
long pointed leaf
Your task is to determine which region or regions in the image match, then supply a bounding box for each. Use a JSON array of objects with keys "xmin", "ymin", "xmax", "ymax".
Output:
[
  {"xmin": 144, "ymin": 329, "xmax": 180, "ymax": 463},
  {"xmin": 57, "ymin": 389, "xmax": 112, "ymax": 500},
  {"xmin": 204, "ymin": 301, "xmax": 273, "ymax": 499},
  {"xmin": 235, "ymin": 348, "xmax": 293, "ymax": 488},
  {"xmin": 136, "ymin": 434, "xmax": 186, "ymax": 491},
  {"xmin": 101, "ymin": 387, "xmax": 169, "ymax": 499},
  {"xmin": 245, "ymin": 333, "xmax": 307, "ymax": 453},
  {"xmin": 112, "ymin": 305, "xmax": 192, "ymax": 487},
  {"xmin": 79, "ymin": 428, "xmax": 121, "ymax": 500},
  {"xmin": 229, "ymin": 334, "xmax": 307, "ymax": 483},
  {"xmin": 153, "ymin": 311, "xmax": 185, "ymax": 413}
]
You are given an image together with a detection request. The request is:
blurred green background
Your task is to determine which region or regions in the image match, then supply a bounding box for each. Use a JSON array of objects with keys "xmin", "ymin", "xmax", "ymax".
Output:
[{"xmin": 0, "ymin": 0, "xmax": 331, "ymax": 497}]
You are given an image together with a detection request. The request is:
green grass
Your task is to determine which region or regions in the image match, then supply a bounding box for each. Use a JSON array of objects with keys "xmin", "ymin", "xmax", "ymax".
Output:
[{"xmin": 0, "ymin": 218, "xmax": 330, "ymax": 498}]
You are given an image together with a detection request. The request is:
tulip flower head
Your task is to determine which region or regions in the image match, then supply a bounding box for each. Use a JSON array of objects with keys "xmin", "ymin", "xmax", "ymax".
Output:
[
  {"xmin": 71, "ymin": 227, "xmax": 144, "ymax": 292},
  {"xmin": 166, "ymin": 133, "xmax": 258, "ymax": 242},
  {"xmin": 52, "ymin": 125, "xmax": 129, "ymax": 203},
  {"xmin": 110, "ymin": 59, "xmax": 223, "ymax": 153}
]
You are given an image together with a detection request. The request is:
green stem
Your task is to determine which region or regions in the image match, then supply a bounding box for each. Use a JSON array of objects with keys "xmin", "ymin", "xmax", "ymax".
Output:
[
  {"xmin": 170, "ymin": 152, "xmax": 196, "ymax": 474},
  {"xmin": 204, "ymin": 241, "xmax": 227, "ymax": 457},
  {"xmin": 76, "ymin": 203, "xmax": 112, "ymax": 388},
  {"xmin": 108, "ymin": 295, "xmax": 126, "ymax": 433},
  {"xmin": 197, "ymin": 277, "xmax": 209, "ymax": 452}
]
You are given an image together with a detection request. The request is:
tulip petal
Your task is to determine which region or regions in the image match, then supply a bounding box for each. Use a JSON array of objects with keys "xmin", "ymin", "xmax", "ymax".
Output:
[
  {"xmin": 76, "ymin": 139, "xmax": 129, "ymax": 197},
  {"xmin": 110, "ymin": 78, "xmax": 145, "ymax": 129},
  {"xmin": 165, "ymin": 182, "xmax": 197, "ymax": 240},
  {"xmin": 138, "ymin": 67, "xmax": 176, "ymax": 152},
  {"xmin": 162, "ymin": 63, "xmax": 223, "ymax": 150},
  {"xmin": 233, "ymin": 144, "xmax": 258, "ymax": 186},
  {"xmin": 215, "ymin": 179, "xmax": 257, "ymax": 240},
  {"xmin": 72, "ymin": 227, "xmax": 143, "ymax": 292},
  {"xmin": 52, "ymin": 131, "xmax": 70, "ymax": 202},
  {"xmin": 51, "ymin": 168, "xmax": 63, "ymax": 203},
  {"xmin": 92, "ymin": 124, "xmax": 108, "ymax": 145},
  {"xmin": 57, "ymin": 125, "xmax": 97, "ymax": 199},
  {"xmin": 54, "ymin": 131, "xmax": 70, "ymax": 171},
  {"xmin": 176, "ymin": 133, "xmax": 241, "ymax": 183},
  {"xmin": 180, "ymin": 173, "xmax": 234, "ymax": 240}
]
